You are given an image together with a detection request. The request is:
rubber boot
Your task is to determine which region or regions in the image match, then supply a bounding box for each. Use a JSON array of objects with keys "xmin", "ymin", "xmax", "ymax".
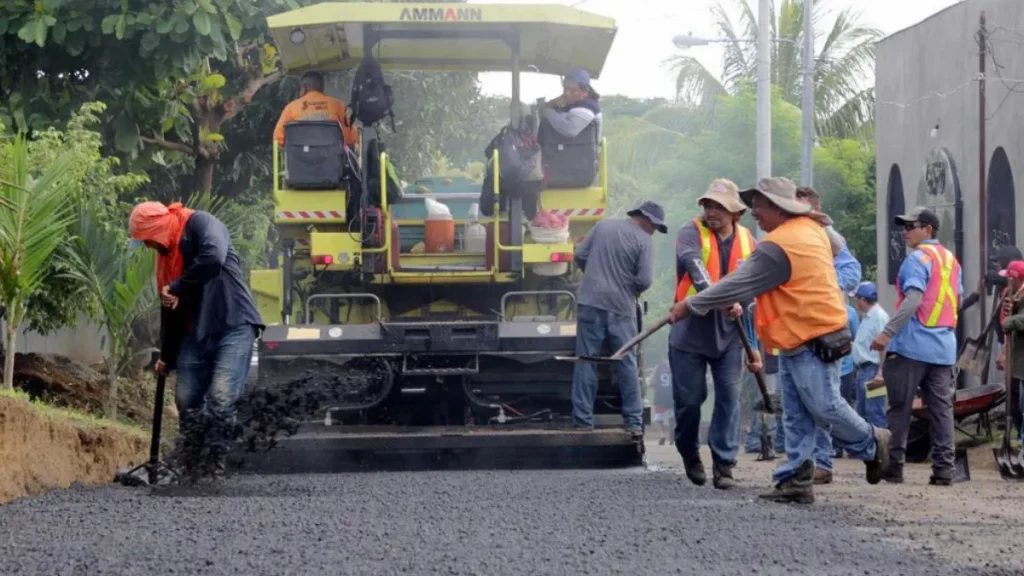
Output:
[{"xmin": 759, "ymin": 459, "xmax": 815, "ymax": 504}]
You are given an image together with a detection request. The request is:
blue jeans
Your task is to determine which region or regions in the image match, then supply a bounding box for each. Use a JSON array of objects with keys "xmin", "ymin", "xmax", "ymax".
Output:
[
  {"xmin": 772, "ymin": 349, "xmax": 878, "ymax": 485},
  {"xmin": 855, "ymin": 364, "xmax": 887, "ymax": 429},
  {"xmin": 571, "ymin": 304, "xmax": 643, "ymax": 429},
  {"xmin": 669, "ymin": 345, "xmax": 743, "ymax": 465},
  {"xmin": 830, "ymin": 370, "xmax": 860, "ymax": 457},
  {"xmin": 176, "ymin": 324, "xmax": 257, "ymax": 448}
]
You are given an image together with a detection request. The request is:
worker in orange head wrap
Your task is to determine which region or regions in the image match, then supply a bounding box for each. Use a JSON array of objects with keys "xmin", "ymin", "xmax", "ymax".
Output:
[{"xmin": 129, "ymin": 201, "xmax": 265, "ymax": 483}]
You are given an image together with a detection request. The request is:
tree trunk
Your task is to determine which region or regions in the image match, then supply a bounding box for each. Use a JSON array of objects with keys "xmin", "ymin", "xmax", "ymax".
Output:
[
  {"xmin": 104, "ymin": 361, "xmax": 118, "ymax": 421},
  {"xmin": 3, "ymin": 320, "xmax": 16, "ymax": 390},
  {"xmin": 194, "ymin": 154, "xmax": 217, "ymax": 193}
]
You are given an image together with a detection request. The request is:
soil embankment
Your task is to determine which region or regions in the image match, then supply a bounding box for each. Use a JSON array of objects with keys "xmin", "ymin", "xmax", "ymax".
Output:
[{"xmin": 0, "ymin": 395, "xmax": 147, "ymax": 504}]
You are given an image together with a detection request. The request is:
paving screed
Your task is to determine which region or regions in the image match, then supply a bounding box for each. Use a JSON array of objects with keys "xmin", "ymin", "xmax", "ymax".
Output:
[{"xmin": 0, "ymin": 461, "xmax": 1013, "ymax": 576}]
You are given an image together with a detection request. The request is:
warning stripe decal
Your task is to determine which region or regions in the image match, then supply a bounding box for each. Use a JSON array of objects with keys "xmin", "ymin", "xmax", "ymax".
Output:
[
  {"xmin": 277, "ymin": 210, "xmax": 344, "ymax": 219},
  {"xmin": 546, "ymin": 208, "xmax": 605, "ymax": 217}
]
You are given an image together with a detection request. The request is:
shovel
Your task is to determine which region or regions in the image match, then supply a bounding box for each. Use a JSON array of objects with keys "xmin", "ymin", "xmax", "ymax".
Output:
[
  {"xmin": 556, "ymin": 315, "xmax": 671, "ymax": 364},
  {"xmin": 734, "ymin": 318, "xmax": 777, "ymax": 460},
  {"xmin": 993, "ymin": 331, "xmax": 1024, "ymax": 480}
]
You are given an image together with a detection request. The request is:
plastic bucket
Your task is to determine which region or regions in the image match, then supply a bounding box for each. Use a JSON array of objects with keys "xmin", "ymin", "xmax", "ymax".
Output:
[{"xmin": 424, "ymin": 218, "xmax": 455, "ymax": 253}]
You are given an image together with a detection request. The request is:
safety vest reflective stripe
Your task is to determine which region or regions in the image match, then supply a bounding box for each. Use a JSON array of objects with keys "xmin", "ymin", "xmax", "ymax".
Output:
[
  {"xmin": 675, "ymin": 219, "xmax": 754, "ymax": 302},
  {"xmin": 917, "ymin": 243, "xmax": 959, "ymax": 327}
]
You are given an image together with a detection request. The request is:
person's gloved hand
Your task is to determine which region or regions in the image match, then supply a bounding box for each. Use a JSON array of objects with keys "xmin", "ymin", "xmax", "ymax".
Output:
[
  {"xmin": 727, "ymin": 303, "xmax": 743, "ymax": 319},
  {"xmin": 668, "ymin": 301, "xmax": 690, "ymax": 324}
]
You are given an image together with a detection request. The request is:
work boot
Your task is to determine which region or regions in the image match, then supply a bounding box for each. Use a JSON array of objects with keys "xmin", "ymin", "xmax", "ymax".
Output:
[
  {"xmin": 813, "ymin": 468, "xmax": 833, "ymax": 485},
  {"xmin": 683, "ymin": 458, "xmax": 707, "ymax": 486},
  {"xmin": 759, "ymin": 460, "xmax": 815, "ymax": 504},
  {"xmin": 882, "ymin": 468, "xmax": 904, "ymax": 484},
  {"xmin": 928, "ymin": 475, "xmax": 952, "ymax": 486},
  {"xmin": 712, "ymin": 463, "xmax": 737, "ymax": 490},
  {"xmin": 865, "ymin": 426, "xmax": 892, "ymax": 485}
]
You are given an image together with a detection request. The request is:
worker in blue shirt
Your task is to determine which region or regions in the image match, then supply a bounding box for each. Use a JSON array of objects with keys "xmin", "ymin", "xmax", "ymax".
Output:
[{"xmin": 850, "ymin": 281, "xmax": 889, "ymax": 428}]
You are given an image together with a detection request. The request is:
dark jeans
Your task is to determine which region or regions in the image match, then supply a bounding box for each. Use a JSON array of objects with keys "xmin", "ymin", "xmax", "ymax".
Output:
[
  {"xmin": 882, "ymin": 353, "xmax": 955, "ymax": 480},
  {"xmin": 669, "ymin": 345, "xmax": 743, "ymax": 466},
  {"xmin": 832, "ymin": 370, "xmax": 859, "ymax": 456},
  {"xmin": 176, "ymin": 324, "xmax": 257, "ymax": 451},
  {"xmin": 570, "ymin": 304, "xmax": 643, "ymax": 429}
]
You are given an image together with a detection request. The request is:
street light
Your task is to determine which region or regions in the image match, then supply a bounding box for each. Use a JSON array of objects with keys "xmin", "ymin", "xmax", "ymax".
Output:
[{"xmin": 672, "ymin": 12, "xmax": 814, "ymax": 189}]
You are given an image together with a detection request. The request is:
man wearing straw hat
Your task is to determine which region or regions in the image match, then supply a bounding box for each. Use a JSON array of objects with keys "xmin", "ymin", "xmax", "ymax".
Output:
[
  {"xmin": 670, "ymin": 179, "xmax": 760, "ymax": 490},
  {"xmin": 667, "ymin": 177, "xmax": 891, "ymax": 504}
]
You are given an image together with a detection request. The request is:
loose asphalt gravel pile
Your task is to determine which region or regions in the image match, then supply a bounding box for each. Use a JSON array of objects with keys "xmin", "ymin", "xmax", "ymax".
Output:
[{"xmin": 0, "ymin": 468, "xmax": 1014, "ymax": 576}]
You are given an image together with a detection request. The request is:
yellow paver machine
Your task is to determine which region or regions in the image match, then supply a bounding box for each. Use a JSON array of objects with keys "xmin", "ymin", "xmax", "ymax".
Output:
[{"xmin": 246, "ymin": 2, "xmax": 646, "ymax": 469}]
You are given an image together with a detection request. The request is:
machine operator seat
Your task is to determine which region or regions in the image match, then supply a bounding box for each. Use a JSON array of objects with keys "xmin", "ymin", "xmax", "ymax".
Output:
[{"xmin": 282, "ymin": 120, "xmax": 346, "ymax": 190}]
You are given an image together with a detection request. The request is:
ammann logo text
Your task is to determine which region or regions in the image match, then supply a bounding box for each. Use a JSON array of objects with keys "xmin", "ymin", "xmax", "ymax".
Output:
[{"xmin": 399, "ymin": 7, "xmax": 483, "ymax": 22}]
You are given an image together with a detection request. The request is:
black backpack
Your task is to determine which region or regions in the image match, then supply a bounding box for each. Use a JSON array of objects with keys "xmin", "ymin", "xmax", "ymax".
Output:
[{"xmin": 350, "ymin": 55, "xmax": 395, "ymax": 129}]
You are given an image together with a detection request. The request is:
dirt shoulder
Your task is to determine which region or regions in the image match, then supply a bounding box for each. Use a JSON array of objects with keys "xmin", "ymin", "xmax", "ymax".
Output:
[
  {"xmin": 0, "ymin": 392, "xmax": 148, "ymax": 504},
  {"xmin": 647, "ymin": 439, "xmax": 1024, "ymax": 573}
]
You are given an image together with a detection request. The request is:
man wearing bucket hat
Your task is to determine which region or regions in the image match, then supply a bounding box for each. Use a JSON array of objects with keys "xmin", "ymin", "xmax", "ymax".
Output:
[
  {"xmin": 871, "ymin": 206, "xmax": 962, "ymax": 486},
  {"xmin": 669, "ymin": 178, "xmax": 760, "ymax": 489},
  {"xmin": 667, "ymin": 177, "xmax": 891, "ymax": 504},
  {"xmin": 571, "ymin": 200, "xmax": 666, "ymax": 435}
]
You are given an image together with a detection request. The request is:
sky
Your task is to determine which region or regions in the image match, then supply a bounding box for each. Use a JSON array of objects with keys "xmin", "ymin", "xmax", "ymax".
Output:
[{"xmin": 472, "ymin": 0, "xmax": 963, "ymax": 101}]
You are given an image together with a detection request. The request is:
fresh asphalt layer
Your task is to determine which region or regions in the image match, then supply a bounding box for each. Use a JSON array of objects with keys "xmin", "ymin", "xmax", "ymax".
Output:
[{"xmin": 0, "ymin": 465, "xmax": 1012, "ymax": 576}]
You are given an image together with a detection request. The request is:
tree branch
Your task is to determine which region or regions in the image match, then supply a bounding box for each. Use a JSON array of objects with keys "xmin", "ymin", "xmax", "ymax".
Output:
[
  {"xmin": 223, "ymin": 70, "xmax": 284, "ymax": 122},
  {"xmin": 141, "ymin": 136, "xmax": 196, "ymax": 156}
]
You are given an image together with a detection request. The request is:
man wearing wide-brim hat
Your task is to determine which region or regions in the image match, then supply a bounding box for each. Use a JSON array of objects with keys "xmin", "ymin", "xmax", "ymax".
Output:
[
  {"xmin": 669, "ymin": 179, "xmax": 761, "ymax": 490},
  {"xmin": 666, "ymin": 176, "xmax": 891, "ymax": 504},
  {"xmin": 571, "ymin": 200, "xmax": 666, "ymax": 436}
]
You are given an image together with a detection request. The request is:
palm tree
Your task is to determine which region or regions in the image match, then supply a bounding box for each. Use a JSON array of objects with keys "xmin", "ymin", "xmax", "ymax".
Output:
[
  {"xmin": 669, "ymin": 0, "xmax": 881, "ymax": 138},
  {"xmin": 0, "ymin": 134, "xmax": 76, "ymax": 390},
  {"xmin": 62, "ymin": 207, "xmax": 157, "ymax": 419}
]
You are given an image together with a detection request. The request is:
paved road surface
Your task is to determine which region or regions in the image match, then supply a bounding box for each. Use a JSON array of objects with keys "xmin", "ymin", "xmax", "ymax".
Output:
[{"xmin": 1, "ymin": 443, "xmax": 1016, "ymax": 576}]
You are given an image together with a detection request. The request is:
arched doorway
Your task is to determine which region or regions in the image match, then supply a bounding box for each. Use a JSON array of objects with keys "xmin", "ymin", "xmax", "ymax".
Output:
[
  {"xmin": 886, "ymin": 164, "xmax": 905, "ymax": 285},
  {"xmin": 987, "ymin": 147, "xmax": 1016, "ymax": 265}
]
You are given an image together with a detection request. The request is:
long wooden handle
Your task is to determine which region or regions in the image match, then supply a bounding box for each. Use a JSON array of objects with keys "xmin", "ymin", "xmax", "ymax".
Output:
[
  {"xmin": 1006, "ymin": 332, "xmax": 1015, "ymax": 448},
  {"xmin": 735, "ymin": 318, "xmax": 774, "ymax": 414},
  {"xmin": 610, "ymin": 315, "xmax": 671, "ymax": 359}
]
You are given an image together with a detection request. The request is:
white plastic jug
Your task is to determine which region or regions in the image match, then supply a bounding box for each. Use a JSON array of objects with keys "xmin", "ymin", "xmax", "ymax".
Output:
[{"xmin": 464, "ymin": 202, "xmax": 487, "ymax": 253}]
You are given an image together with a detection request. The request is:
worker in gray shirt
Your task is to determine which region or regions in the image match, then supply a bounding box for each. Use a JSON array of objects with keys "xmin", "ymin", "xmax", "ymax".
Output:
[{"xmin": 571, "ymin": 200, "xmax": 664, "ymax": 434}]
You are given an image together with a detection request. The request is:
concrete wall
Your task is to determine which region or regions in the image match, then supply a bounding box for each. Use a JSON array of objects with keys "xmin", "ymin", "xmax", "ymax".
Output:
[
  {"xmin": 2, "ymin": 315, "xmax": 108, "ymax": 366},
  {"xmin": 875, "ymin": 0, "xmax": 1024, "ymax": 373}
]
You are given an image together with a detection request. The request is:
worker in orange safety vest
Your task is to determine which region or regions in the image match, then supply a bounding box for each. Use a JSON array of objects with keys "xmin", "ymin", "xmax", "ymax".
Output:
[
  {"xmin": 870, "ymin": 206, "xmax": 962, "ymax": 486},
  {"xmin": 668, "ymin": 179, "xmax": 761, "ymax": 490},
  {"xmin": 668, "ymin": 177, "xmax": 891, "ymax": 504},
  {"xmin": 274, "ymin": 71, "xmax": 359, "ymax": 149}
]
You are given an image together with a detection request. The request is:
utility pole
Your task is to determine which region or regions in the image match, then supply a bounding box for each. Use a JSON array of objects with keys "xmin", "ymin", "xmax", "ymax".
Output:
[
  {"xmin": 756, "ymin": 0, "xmax": 772, "ymax": 238},
  {"xmin": 978, "ymin": 11, "xmax": 987, "ymax": 336},
  {"xmin": 801, "ymin": 0, "xmax": 814, "ymax": 186}
]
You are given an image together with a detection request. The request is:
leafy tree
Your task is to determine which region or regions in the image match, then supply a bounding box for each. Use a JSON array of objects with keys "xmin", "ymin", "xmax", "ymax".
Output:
[
  {"xmin": 0, "ymin": 133, "xmax": 76, "ymax": 389},
  {"xmin": 62, "ymin": 208, "xmax": 157, "ymax": 419},
  {"xmin": 670, "ymin": 0, "xmax": 881, "ymax": 138}
]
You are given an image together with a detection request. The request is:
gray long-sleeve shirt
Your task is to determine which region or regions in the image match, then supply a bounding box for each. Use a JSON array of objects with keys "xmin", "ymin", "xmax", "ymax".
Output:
[
  {"xmin": 882, "ymin": 289, "xmax": 923, "ymax": 337},
  {"xmin": 574, "ymin": 218, "xmax": 653, "ymax": 318},
  {"xmin": 669, "ymin": 222, "xmax": 752, "ymax": 356},
  {"xmin": 683, "ymin": 242, "xmax": 792, "ymax": 317}
]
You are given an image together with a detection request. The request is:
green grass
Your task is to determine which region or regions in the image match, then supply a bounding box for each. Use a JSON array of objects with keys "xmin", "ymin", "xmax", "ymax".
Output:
[{"xmin": 0, "ymin": 388, "xmax": 147, "ymax": 439}]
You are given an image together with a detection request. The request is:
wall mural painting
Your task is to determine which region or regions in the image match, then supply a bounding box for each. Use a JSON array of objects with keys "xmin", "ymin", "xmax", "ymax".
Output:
[
  {"xmin": 886, "ymin": 164, "xmax": 906, "ymax": 285},
  {"xmin": 987, "ymin": 147, "xmax": 1016, "ymax": 270},
  {"xmin": 915, "ymin": 147, "xmax": 962, "ymax": 261}
]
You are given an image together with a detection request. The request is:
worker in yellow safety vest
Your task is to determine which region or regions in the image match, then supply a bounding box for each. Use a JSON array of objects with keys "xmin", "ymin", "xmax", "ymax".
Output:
[
  {"xmin": 668, "ymin": 179, "xmax": 761, "ymax": 490},
  {"xmin": 870, "ymin": 206, "xmax": 962, "ymax": 486},
  {"xmin": 668, "ymin": 177, "xmax": 891, "ymax": 504}
]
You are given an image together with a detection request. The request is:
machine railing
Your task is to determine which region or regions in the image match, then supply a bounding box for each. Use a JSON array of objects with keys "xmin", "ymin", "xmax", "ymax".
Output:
[{"xmin": 304, "ymin": 293, "xmax": 383, "ymax": 324}]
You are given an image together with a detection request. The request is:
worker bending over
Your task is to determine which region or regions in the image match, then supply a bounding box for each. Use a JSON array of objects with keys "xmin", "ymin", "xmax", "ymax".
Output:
[
  {"xmin": 668, "ymin": 177, "xmax": 890, "ymax": 504},
  {"xmin": 871, "ymin": 207, "xmax": 962, "ymax": 486},
  {"xmin": 670, "ymin": 179, "xmax": 759, "ymax": 490},
  {"xmin": 571, "ymin": 200, "xmax": 665, "ymax": 435},
  {"xmin": 130, "ymin": 202, "xmax": 265, "ymax": 482},
  {"xmin": 274, "ymin": 71, "xmax": 359, "ymax": 148}
]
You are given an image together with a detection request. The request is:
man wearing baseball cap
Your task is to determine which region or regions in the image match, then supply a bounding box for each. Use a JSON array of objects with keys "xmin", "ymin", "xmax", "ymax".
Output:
[
  {"xmin": 540, "ymin": 67, "xmax": 602, "ymax": 141},
  {"xmin": 571, "ymin": 200, "xmax": 666, "ymax": 435},
  {"xmin": 669, "ymin": 179, "xmax": 760, "ymax": 489},
  {"xmin": 849, "ymin": 282, "xmax": 889, "ymax": 429},
  {"xmin": 668, "ymin": 177, "xmax": 890, "ymax": 503},
  {"xmin": 871, "ymin": 206, "xmax": 962, "ymax": 485}
]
